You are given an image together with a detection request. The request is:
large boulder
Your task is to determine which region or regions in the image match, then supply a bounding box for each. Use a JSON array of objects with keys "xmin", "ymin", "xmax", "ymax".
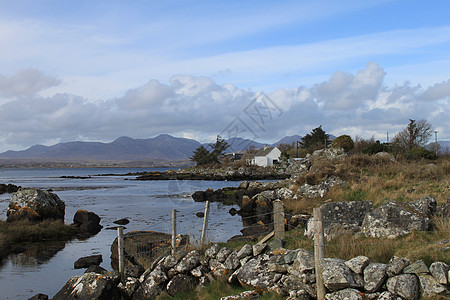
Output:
[
  {"xmin": 321, "ymin": 258, "xmax": 361, "ymax": 292},
  {"xmin": 53, "ymin": 272, "xmax": 120, "ymax": 300},
  {"xmin": 305, "ymin": 201, "xmax": 373, "ymax": 239},
  {"xmin": 73, "ymin": 210, "xmax": 103, "ymax": 234},
  {"xmin": 74, "ymin": 254, "xmax": 103, "ymax": 269},
  {"xmin": 298, "ymin": 175, "xmax": 345, "ymax": 198},
  {"xmin": 386, "ymin": 274, "xmax": 419, "ymax": 300},
  {"xmin": 362, "ymin": 200, "xmax": 430, "ymax": 238},
  {"xmin": 7, "ymin": 188, "xmax": 65, "ymax": 222},
  {"xmin": 166, "ymin": 274, "xmax": 198, "ymax": 297},
  {"xmin": 229, "ymin": 254, "xmax": 275, "ymax": 289}
]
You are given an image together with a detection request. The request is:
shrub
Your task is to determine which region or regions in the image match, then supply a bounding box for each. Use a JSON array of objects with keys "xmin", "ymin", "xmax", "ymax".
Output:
[
  {"xmin": 406, "ymin": 146, "xmax": 437, "ymax": 160},
  {"xmin": 362, "ymin": 140, "xmax": 391, "ymax": 155},
  {"xmin": 331, "ymin": 135, "xmax": 354, "ymax": 152}
]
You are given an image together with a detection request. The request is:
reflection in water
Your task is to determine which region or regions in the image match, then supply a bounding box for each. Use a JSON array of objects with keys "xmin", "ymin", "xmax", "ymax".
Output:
[{"xmin": 9, "ymin": 241, "xmax": 66, "ymax": 267}]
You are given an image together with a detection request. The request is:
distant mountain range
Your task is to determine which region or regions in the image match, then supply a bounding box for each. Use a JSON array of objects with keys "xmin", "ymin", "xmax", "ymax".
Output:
[{"xmin": 0, "ymin": 134, "xmax": 305, "ymax": 163}]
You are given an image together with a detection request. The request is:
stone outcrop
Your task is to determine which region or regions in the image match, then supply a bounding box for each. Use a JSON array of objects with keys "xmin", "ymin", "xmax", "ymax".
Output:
[
  {"xmin": 7, "ymin": 188, "xmax": 65, "ymax": 222},
  {"xmin": 0, "ymin": 183, "xmax": 20, "ymax": 194},
  {"xmin": 305, "ymin": 201, "xmax": 373, "ymax": 239},
  {"xmin": 297, "ymin": 175, "xmax": 345, "ymax": 198},
  {"xmin": 74, "ymin": 254, "xmax": 103, "ymax": 269},
  {"xmin": 362, "ymin": 200, "xmax": 431, "ymax": 238},
  {"xmin": 72, "ymin": 210, "xmax": 103, "ymax": 234}
]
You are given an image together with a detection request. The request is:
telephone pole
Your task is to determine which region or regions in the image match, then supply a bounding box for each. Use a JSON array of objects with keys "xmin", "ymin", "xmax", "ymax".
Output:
[{"xmin": 434, "ymin": 131, "xmax": 438, "ymax": 156}]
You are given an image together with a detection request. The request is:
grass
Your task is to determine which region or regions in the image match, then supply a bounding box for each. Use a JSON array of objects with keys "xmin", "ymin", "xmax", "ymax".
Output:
[{"xmin": 0, "ymin": 220, "xmax": 79, "ymax": 259}]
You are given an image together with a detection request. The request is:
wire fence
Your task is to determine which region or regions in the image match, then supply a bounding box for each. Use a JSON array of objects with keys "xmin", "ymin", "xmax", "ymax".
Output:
[{"xmin": 113, "ymin": 200, "xmax": 450, "ymax": 276}]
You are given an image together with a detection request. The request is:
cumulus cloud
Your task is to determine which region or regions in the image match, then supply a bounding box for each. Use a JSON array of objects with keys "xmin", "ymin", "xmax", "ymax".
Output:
[
  {"xmin": 0, "ymin": 68, "xmax": 61, "ymax": 98},
  {"xmin": 0, "ymin": 63, "xmax": 449, "ymax": 152}
]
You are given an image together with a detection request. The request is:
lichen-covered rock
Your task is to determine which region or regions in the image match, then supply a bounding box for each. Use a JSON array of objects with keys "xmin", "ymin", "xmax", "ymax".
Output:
[
  {"xmin": 133, "ymin": 276, "xmax": 163, "ymax": 300},
  {"xmin": 418, "ymin": 274, "xmax": 448, "ymax": 297},
  {"xmin": 236, "ymin": 244, "xmax": 253, "ymax": 260},
  {"xmin": 386, "ymin": 274, "xmax": 419, "ymax": 300},
  {"xmin": 74, "ymin": 254, "xmax": 103, "ymax": 269},
  {"xmin": 325, "ymin": 288, "xmax": 364, "ymax": 300},
  {"xmin": 162, "ymin": 255, "xmax": 178, "ymax": 269},
  {"xmin": 166, "ymin": 274, "xmax": 198, "ymax": 297},
  {"xmin": 53, "ymin": 272, "xmax": 120, "ymax": 300},
  {"xmin": 7, "ymin": 188, "xmax": 65, "ymax": 222},
  {"xmin": 149, "ymin": 264, "xmax": 168, "ymax": 284},
  {"xmin": 377, "ymin": 291, "xmax": 399, "ymax": 300},
  {"xmin": 287, "ymin": 249, "xmax": 315, "ymax": 278},
  {"xmin": 298, "ymin": 175, "xmax": 345, "ymax": 198},
  {"xmin": 322, "ymin": 258, "xmax": 360, "ymax": 292},
  {"xmin": 362, "ymin": 200, "xmax": 430, "ymax": 238},
  {"xmin": 174, "ymin": 250, "xmax": 201, "ymax": 273},
  {"xmin": 117, "ymin": 277, "xmax": 139, "ymax": 299},
  {"xmin": 224, "ymin": 251, "xmax": 240, "ymax": 270},
  {"xmin": 216, "ymin": 247, "xmax": 233, "ymax": 263},
  {"xmin": 408, "ymin": 195, "xmax": 437, "ymax": 216},
  {"xmin": 230, "ymin": 254, "xmax": 275, "ymax": 289},
  {"xmin": 403, "ymin": 259, "xmax": 429, "ymax": 274},
  {"xmin": 364, "ymin": 263, "xmax": 387, "ymax": 293},
  {"xmin": 429, "ymin": 262, "xmax": 449, "ymax": 285},
  {"xmin": 386, "ymin": 256, "xmax": 410, "ymax": 277},
  {"xmin": 253, "ymin": 243, "xmax": 267, "ymax": 256},
  {"xmin": 305, "ymin": 201, "xmax": 373, "ymax": 239},
  {"xmin": 345, "ymin": 256, "xmax": 370, "ymax": 274},
  {"xmin": 277, "ymin": 274, "xmax": 315, "ymax": 298}
]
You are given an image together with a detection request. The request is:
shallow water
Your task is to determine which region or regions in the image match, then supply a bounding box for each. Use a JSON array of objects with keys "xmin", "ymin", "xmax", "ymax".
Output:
[{"xmin": 0, "ymin": 167, "xmax": 244, "ymax": 299}]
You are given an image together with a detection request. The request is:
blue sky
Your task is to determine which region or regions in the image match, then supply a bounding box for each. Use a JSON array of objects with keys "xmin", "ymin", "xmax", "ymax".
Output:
[{"xmin": 0, "ymin": 0, "xmax": 449, "ymax": 152}]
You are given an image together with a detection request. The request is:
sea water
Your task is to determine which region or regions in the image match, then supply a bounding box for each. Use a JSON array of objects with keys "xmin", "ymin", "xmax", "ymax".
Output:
[{"xmin": 0, "ymin": 167, "xmax": 243, "ymax": 299}]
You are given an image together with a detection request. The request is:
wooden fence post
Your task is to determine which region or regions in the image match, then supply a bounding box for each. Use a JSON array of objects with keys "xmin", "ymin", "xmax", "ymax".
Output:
[
  {"xmin": 200, "ymin": 200, "xmax": 210, "ymax": 245},
  {"xmin": 117, "ymin": 226, "xmax": 125, "ymax": 280},
  {"xmin": 172, "ymin": 209, "xmax": 177, "ymax": 255},
  {"xmin": 273, "ymin": 200, "xmax": 285, "ymax": 240},
  {"xmin": 313, "ymin": 207, "xmax": 326, "ymax": 300}
]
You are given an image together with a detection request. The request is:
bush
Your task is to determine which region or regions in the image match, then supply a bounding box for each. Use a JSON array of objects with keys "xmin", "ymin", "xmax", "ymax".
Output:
[
  {"xmin": 331, "ymin": 135, "xmax": 354, "ymax": 152},
  {"xmin": 362, "ymin": 140, "xmax": 391, "ymax": 155},
  {"xmin": 406, "ymin": 146, "xmax": 437, "ymax": 160}
]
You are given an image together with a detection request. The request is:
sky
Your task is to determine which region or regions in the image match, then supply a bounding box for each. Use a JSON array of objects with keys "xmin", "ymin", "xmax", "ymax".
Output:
[{"xmin": 0, "ymin": 0, "xmax": 449, "ymax": 152}]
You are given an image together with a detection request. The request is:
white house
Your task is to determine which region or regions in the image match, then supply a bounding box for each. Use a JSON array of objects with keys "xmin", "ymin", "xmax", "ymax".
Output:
[{"xmin": 249, "ymin": 146, "xmax": 282, "ymax": 167}]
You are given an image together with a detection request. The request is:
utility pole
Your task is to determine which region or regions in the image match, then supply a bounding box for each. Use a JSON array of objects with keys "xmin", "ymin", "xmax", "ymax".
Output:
[
  {"xmin": 434, "ymin": 131, "xmax": 439, "ymax": 156},
  {"xmin": 387, "ymin": 130, "xmax": 389, "ymax": 143}
]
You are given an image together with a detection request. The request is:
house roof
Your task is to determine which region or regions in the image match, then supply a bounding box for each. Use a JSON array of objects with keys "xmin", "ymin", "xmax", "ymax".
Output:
[{"xmin": 254, "ymin": 146, "xmax": 278, "ymax": 157}]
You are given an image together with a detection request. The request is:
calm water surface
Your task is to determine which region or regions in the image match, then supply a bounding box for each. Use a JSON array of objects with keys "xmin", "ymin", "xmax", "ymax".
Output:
[{"xmin": 0, "ymin": 167, "xmax": 244, "ymax": 299}]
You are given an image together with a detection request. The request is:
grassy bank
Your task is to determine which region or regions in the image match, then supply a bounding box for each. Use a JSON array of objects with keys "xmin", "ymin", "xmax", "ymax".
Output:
[{"xmin": 0, "ymin": 220, "xmax": 80, "ymax": 259}]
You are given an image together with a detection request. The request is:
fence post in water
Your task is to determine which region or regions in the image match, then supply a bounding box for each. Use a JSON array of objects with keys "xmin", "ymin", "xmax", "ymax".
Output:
[
  {"xmin": 117, "ymin": 226, "xmax": 125, "ymax": 280},
  {"xmin": 273, "ymin": 199, "xmax": 285, "ymax": 241},
  {"xmin": 200, "ymin": 200, "xmax": 210, "ymax": 246},
  {"xmin": 313, "ymin": 207, "xmax": 326, "ymax": 300},
  {"xmin": 172, "ymin": 209, "xmax": 177, "ymax": 256}
]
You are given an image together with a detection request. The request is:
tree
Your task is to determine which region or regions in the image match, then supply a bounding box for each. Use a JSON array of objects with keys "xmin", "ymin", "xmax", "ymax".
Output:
[
  {"xmin": 331, "ymin": 135, "xmax": 354, "ymax": 152},
  {"xmin": 190, "ymin": 136, "xmax": 230, "ymax": 166},
  {"xmin": 392, "ymin": 119, "xmax": 433, "ymax": 151},
  {"xmin": 300, "ymin": 125, "xmax": 330, "ymax": 151}
]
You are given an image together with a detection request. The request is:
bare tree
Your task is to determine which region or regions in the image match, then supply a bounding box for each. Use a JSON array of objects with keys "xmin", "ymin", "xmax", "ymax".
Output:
[{"xmin": 392, "ymin": 119, "xmax": 433, "ymax": 151}]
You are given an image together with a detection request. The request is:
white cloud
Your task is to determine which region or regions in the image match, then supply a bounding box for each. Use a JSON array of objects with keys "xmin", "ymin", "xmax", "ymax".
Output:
[{"xmin": 0, "ymin": 68, "xmax": 61, "ymax": 98}]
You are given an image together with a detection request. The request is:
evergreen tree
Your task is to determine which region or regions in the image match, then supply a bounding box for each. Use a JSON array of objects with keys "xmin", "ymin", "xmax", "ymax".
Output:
[
  {"xmin": 300, "ymin": 125, "xmax": 330, "ymax": 150},
  {"xmin": 190, "ymin": 136, "xmax": 230, "ymax": 166}
]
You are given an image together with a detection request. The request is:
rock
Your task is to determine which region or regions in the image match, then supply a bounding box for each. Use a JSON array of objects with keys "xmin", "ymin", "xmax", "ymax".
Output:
[
  {"xmin": 362, "ymin": 200, "xmax": 430, "ymax": 238},
  {"xmin": 117, "ymin": 277, "xmax": 139, "ymax": 299},
  {"xmin": 191, "ymin": 265, "xmax": 209, "ymax": 278},
  {"xmin": 325, "ymin": 288, "xmax": 364, "ymax": 300},
  {"xmin": 278, "ymin": 274, "xmax": 315, "ymax": 297},
  {"xmin": 385, "ymin": 257, "xmax": 410, "ymax": 277},
  {"xmin": 236, "ymin": 244, "xmax": 253, "ymax": 260},
  {"xmin": 113, "ymin": 218, "xmax": 129, "ymax": 225},
  {"xmin": 85, "ymin": 265, "xmax": 108, "ymax": 275},
  {"xmin": 429, "ymin": 262, "xmax": 449, "ymax": 285},
  {"xmin": 125, "ymin": 265, "xmax": 145, "ymax": 278},
  {"xmin": 322, "ymin": 258, "xmax": 359, "ymax": 292},
  {"xmin": 403, "ymin": 259, "xmax": 429, "ymax": 274},
  {"xmin": 305, "ymin": 201, "xmax": 373, "ymax": 239},
  {"xmin": 53, "ymin": 272, "xmax": 120, "ymax": 300},
  {"xmin": 205, "ymin": 244, "xmax": 220, "ymax": 258},
  {"xmin": 436, "ymin": 201, "xmax": 450, "ymax": 218},
  {"xmin": 377, "ymin": 291, "xmax": 399, "ymax": 300},
  {"xmin": 386, "ymin": 274, "xmax": 419, "ymax": 300},
  {"xmin": 286, "ymin": 158, "xmax": 311, "ymax": 176},
  {"xmin": 216, "ymin": 247, "xmax": 233, "ymax": 263},
  {"xmin": 419, "ymin": 274, "xmax": 448, "ymax": 297},
  {"xmin": 196, "ymin": 212, "xmax": 205, "ymax": 218},
  {"xmin": 163, "ymin": 255, "xmax": 179, "ymax": 269},
  {"xmin": 228, "ymin": 208, "xmax": 239, "ymax": 216},
  {"xmin": 74, "ymin": 254, "xmax": 103, "ymax": 269},
  {"xmin": 7, "ymin": 188, "xmax": 65, "ymax": 222},
  {"xmin": 311, "ymin": 147, "xmax": 346, "ymax": 159},
  {"xmin": 287, "ymin": 249, "xmax": 315, "ymax": 277},
  {"xmin": 28, "ymin": 294, "xmax": 49, "ymax": 300},
  {"xmin": 374, "ymin": 151, "xmax": 395, "ymax": 162},
  {"xmin": 238, "ymin": 180, "xmax": 249, "ymax": 190},
  {"xmin": 73, "ymin": 210, "xmax": 103, "ymax": 234},
  {"xmin": 210, "ymin": 258, "xmax": 227, "ymax": 277},
  {"xmin": 253, "ymin": 243, "xmax": 267, "ymax": 256},
  {"xmin": 345, "ymin": 256, "xmax": 370, "ymax": 274},
  {"xmin": 230, "ymin": 254, "xmax": 274, "ymax": 289},
  {"xmin": 363, "ymin": 263, "xmax": 387, "ymax": 293},
  {"xmin": 224, "ymin": 251, "xmax": 240, "ymax": 270},
  {"xmin": 166, "ymin": 274, "xmax": 198, "ymax": 297},
  {"xmin": 174, "ymin": 250, "xmax": 201, "ymax": 273},
  {"xmin": 133, "ymin": 276, "xmax": 164, "ymax": 299},
  {"xmin": 298, "ymin": 175, "xmax": 345, "ymax": 198},
  {"xmin": 276, "ymin": 188, "xmax": 294, "ymax": 200},
  {"xmin": 409, "ymin": 195, "xmax": 437, "ymax": 216}
]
